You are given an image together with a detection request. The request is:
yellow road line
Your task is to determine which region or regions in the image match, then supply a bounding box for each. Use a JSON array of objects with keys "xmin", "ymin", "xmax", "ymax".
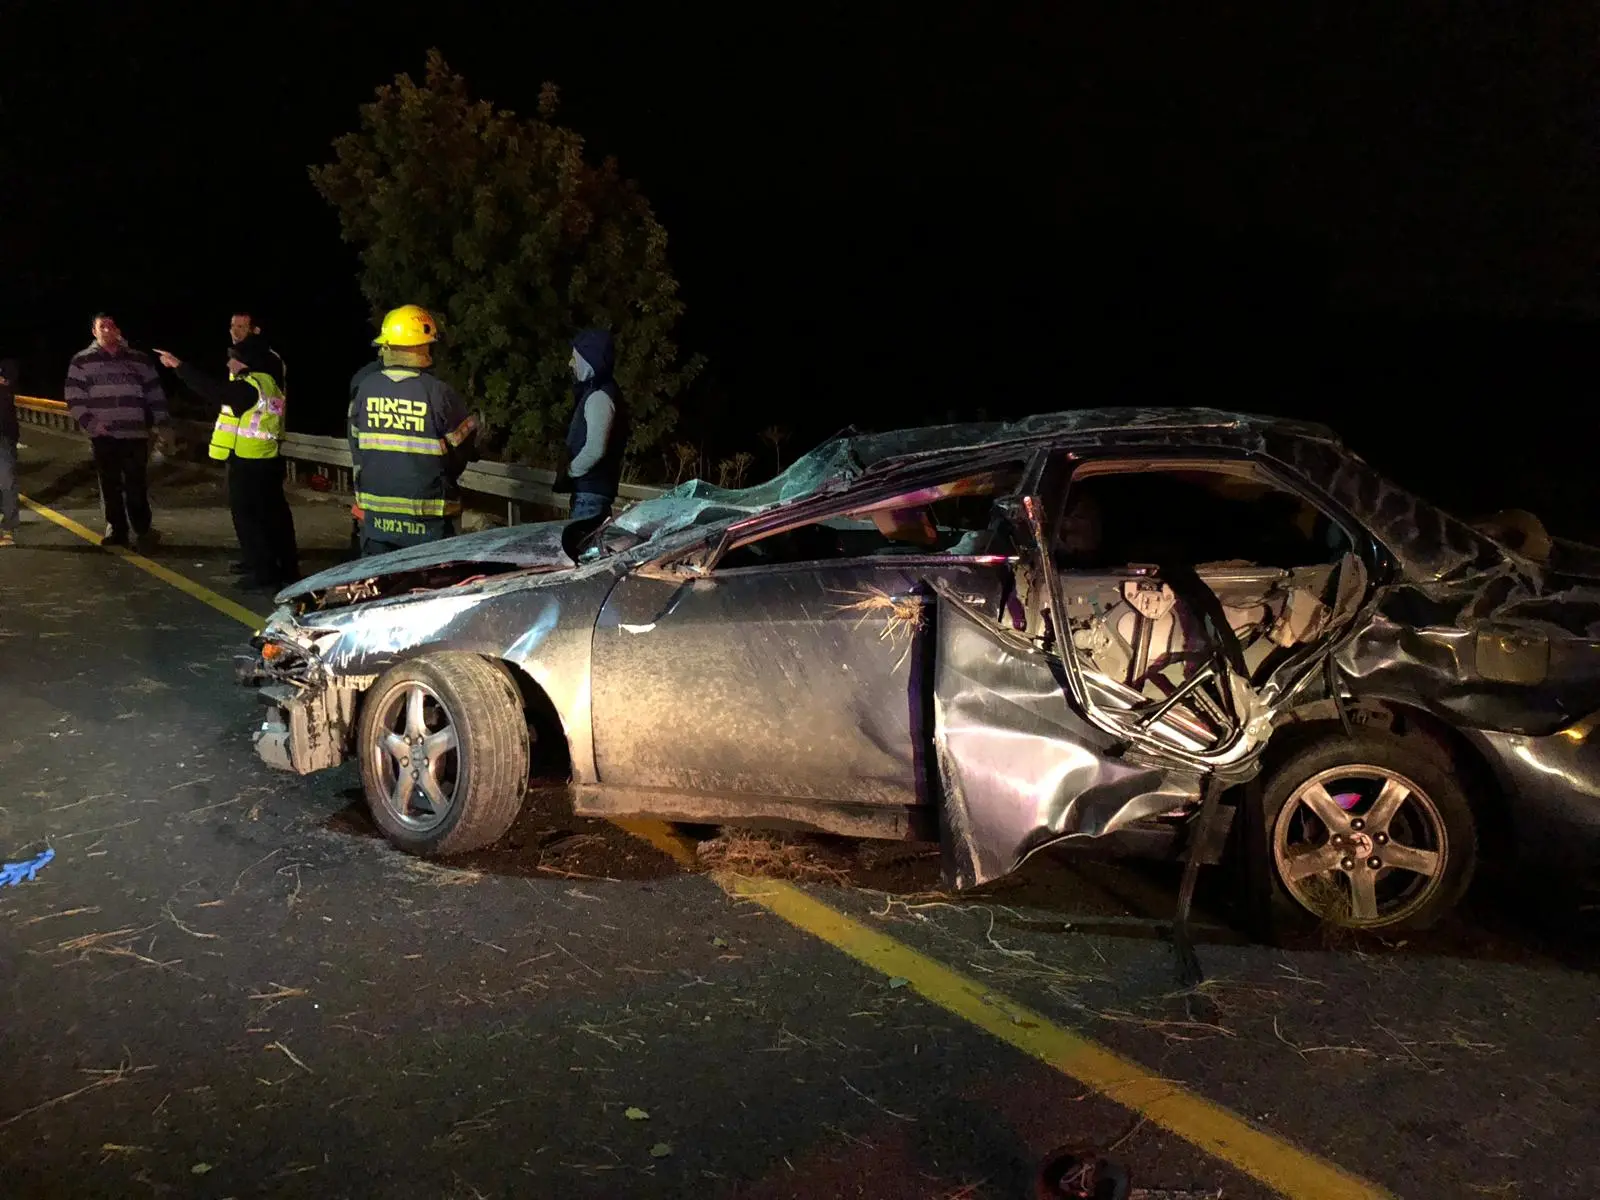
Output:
[
  {"xmin": 608, "ymin": 817, "xmax": 700, "ymax": 866},
  {"xmin": 720, "ymin": 873, "xmax": 1391, "ymax": 1200},
  {"xmin": 21, "ymin": 496, "xmax": 267, "ymax": 631},
  {"xmin": 19, "ymin": 490, "xmax": 1391, "ymax": 1200}
]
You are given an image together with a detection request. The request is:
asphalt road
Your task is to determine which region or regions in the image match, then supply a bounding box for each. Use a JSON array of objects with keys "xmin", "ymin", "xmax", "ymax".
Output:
[{"xmin": 2, "ymin": 431, "xmax": 1597, "ymax": 1199}]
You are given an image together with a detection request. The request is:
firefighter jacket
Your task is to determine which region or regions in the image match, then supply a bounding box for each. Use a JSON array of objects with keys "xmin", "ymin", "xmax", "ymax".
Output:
[
  {"xmin": 348, "ymin": 366, "xmax": 478, "ymax": 546},
  {"xmin": 205, "ymin": 371, "xmax": 285, "ymax": 461}
]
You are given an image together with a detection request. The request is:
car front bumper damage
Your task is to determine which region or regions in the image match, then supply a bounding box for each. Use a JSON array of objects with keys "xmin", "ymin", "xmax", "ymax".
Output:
[{"xmin": 235, "ymin": 647, "xmax": 366, "ymax": 776}]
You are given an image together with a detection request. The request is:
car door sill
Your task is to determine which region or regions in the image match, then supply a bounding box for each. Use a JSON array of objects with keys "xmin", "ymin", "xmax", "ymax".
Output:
[{"xmin": 570, "ymin": 784, "xmax": 938, "ymax": 842}]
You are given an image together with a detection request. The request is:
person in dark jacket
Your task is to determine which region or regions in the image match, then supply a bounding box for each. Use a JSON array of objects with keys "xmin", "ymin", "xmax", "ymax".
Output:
[
  {"xmin": 0, "ymin": 357, "xmax": 19, "ymax": 547},
  {"xmin": 155, "ymin": 338, "xmax": 300, "ymax": 591},
  {"xmin": 349, "ymin": 357, "xmax": 384, "ymax": 406},
  {"xmin": 343, "ymin": 358, "xmax": 386, "ymax": 558},
  {"xmin": 554, "ymin": 328, "xmax": 629, "ymax": 523},
  {"xmin": 64, "ymin": 313, "xmax": 169, "ymax": 551},
  {"xmin": 229, "ymin": 311, "xmax": 287, "ymax": 388},
  {"xmin": 349, "ymin": 304, "xmax": 478, "ymax": 557}
]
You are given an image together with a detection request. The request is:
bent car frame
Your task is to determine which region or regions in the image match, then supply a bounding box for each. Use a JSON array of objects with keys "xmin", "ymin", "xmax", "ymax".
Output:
[{"xmin": 237, "ymin": 408, "xmax": 1600, "ymax": 933}]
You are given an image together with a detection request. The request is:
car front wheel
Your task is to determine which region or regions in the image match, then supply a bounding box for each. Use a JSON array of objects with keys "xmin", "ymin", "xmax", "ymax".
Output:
[
  {"xmin": 357, "ymin": 653, "xmax": 530, "ymax": 857},
  {"xmin": 1253, "ymin": 730, "xmax": 1478, "ymax": 933}
]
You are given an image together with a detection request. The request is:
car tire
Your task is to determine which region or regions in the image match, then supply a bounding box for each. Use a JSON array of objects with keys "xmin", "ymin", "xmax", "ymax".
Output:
[
  {"xmin": 357, "ymin": 653, "xmax": 530, "ymax": 857},
  {"xmin": 1247, "ymin": 729, "xmax": 1477, "ymax": 935}
]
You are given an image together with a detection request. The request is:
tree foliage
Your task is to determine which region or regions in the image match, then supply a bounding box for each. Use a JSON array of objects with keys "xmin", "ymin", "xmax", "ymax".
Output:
[{"xmin": 309, "ymin": 50, "xmax": 700, "ymax": 466}]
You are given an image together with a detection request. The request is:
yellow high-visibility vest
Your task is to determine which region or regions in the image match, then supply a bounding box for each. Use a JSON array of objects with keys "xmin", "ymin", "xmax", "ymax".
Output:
[
  {"xmin": 208, "ymin": 407, "xmax": 239, "ymax": 460},
  {"xmin": 208, "ymin": 372, "xmax": 285, "ymax": 462}
]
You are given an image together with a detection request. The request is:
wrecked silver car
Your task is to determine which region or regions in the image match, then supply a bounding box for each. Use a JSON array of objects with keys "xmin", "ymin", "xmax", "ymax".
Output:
[{"xmin": 236, "ymin": 407, "xmax": 1600, "ymax": 933}]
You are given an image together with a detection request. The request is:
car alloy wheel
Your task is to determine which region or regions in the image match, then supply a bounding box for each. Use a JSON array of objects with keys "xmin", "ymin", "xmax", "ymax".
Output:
[
  {"xmin": 368, "ymin": 680, "xmax": 461, "ymax": 833},
  {"xmin": 1271, "ymin": 763, "xmax": 1448, "ymax": 929}
]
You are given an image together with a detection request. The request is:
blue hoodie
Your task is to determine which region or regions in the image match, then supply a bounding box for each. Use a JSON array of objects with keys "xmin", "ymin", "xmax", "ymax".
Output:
[{"xmin": 564, "ymin": 329, "xmax": 629, "ymax": 499}]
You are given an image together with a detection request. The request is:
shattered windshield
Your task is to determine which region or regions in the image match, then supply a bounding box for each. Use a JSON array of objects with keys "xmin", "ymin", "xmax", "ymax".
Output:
[{"xmin": 602, "ymin": 436, "xmax": 866, "ymax": 549}]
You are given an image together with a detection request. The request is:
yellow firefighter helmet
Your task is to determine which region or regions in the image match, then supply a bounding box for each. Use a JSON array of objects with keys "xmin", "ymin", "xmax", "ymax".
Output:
[{"xmin": 372, "ymin": 304, "xmax": 440, "ymax": 347}]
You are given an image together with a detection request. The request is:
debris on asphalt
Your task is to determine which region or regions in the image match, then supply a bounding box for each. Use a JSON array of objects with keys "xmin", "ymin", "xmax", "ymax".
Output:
[
  {"xmin": 648, "ymin": 1142, "xmax": 672, "ymax": 1159},
  {"xmin": 624, "ymin": 1107, "xmax": 650, "ymax": 1121},
  {"xmin": 267, "ymin": 1040, "xmax": 312, "ymax": 1074},
  {"xmin": 0, "ymin": 1056, "xmax": 154, "ymax": 1129},
  {"xmin": 1, "ymin": 846, "xmax": 55, "ymax": 887},
  {"xmin": 21, "ymin": 904, "xmax": 99, "ymax": 925},
  {"xmin": 1033, "ymin": 1146, "xmax": 1132, "ymax": 1199},
  {"xmin": 697, "ymin": 829, "xmax": 851, "ymax": 884},
  {"xmin": 402, "ymin": 859, "xmax": 483, "ymax": 887}
]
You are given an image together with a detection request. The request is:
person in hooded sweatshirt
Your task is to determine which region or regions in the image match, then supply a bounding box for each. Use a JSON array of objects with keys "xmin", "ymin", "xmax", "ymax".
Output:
[
  {"xmin": 0, "ymin": 357, "xmax": 19, "ymax": 548},
  {"xmin": 554, "ymin": 328, "xmax": 629, "ymax": 523}
]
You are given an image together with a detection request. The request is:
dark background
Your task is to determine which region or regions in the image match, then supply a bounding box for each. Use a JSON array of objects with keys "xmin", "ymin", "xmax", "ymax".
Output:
[{"xmin": 2, "ymin": 1, "xmax": 1596, "ymax": 533}]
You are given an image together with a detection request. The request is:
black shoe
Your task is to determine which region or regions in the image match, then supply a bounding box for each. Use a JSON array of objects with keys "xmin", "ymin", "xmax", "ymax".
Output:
[
  {"xmin": 133, "ymin": 528, "xmax": 161, "ymax": 553},
  {"xmin": 102, "ymin": 531, "xmax": 131, "ymax": 548}
]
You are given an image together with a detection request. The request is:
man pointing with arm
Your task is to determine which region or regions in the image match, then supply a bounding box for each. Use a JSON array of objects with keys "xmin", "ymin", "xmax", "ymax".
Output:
[{"xmin": 155, "ymin": 338, "xmax": 299, "ymax": 592}]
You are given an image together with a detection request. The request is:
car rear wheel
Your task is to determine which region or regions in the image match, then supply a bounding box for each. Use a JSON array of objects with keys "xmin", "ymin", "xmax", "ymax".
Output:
[
  {"xmin": 1252, "ymin": 730, "xmax": 1477, "ymax": 933},
  {"xmin": 357, "ymin": 653, "xmax": 530, "ymax": 857}
]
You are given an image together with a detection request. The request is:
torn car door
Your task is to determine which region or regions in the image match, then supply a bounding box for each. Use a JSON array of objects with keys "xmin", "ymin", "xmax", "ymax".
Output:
[
  {"xmin": 1053, "ymin": 564, "xmax": 1272, "ymax": 768},
  {"xmin": 931, "ymin": 456, "xmax": 1377, "ymax": 888},
  {"xmin": 1032, "ymin": 458, "xmax": 1372, "ymax": 774},
  {"xmin": 589, "ymin": 557, "xmax": 1010, "ymax": 807},
  {"xmin": 932, "ymin": 590, "xmax": 1203, "ymax": 889}
]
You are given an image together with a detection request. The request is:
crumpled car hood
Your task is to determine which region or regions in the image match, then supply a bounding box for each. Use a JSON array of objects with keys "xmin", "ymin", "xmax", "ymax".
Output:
[{"xmin": 276, "ymin": 522, "xmax": 575, "ymax": 602}]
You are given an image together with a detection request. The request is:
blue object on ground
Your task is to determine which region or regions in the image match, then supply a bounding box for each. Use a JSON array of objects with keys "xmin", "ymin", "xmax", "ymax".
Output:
[{"xmin": 0, "ymin": 847, "xmax": 55, "ymax": 886}]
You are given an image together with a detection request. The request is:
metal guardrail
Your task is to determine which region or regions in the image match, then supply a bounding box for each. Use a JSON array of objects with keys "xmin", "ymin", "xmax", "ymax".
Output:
[
  {"xmin": 15, "ymin": 395, "xmax": 665, "ymax": 524},
  {"xmin": 16, "ymin": 395, "xmax": 76, "ymax": 432}
]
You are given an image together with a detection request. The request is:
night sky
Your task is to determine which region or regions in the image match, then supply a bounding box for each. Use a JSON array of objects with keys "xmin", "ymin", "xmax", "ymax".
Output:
[{"xmin": 3, "ymin": 2, "xmax": 1596, "ymax": 531}]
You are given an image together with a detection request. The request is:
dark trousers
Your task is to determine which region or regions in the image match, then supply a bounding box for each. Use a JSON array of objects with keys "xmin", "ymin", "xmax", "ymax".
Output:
[
  {"xmin": 228, "ymin": 456, "xmax": 300, "ymax": 585},
  {"xmin": 91, "ymin": 437, "xmax": 151, "ymax": 539},
  {"xmin": 0, "ymin": 437, "xmax": 17, "ymax": 533},
  {"xmin": 359, "ymin": 517, "xmax": 455, "ymax": 558}
]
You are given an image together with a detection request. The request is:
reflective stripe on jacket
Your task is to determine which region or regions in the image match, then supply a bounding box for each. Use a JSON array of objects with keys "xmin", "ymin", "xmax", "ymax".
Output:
[
  {"xmin": 209, "ymin": 372, "xmax": 284, "ymax": 461},
  {"xmin": 349, "ymin": 366, "xmax": 476, "ymax": 547},
  {"xmin": 208, "ymin": 407, "xmax": 239, "ymax": 460}
]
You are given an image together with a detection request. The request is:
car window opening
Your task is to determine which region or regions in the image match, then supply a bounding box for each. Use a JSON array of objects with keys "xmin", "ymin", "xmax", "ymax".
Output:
[
  {"xmin": 1055, "ymin": 467, "xmax": 1352, "ymax": 572},
  {"xmin": 716, "ymin": 464, "xmax": 1027, "ymax": 570},
  {"xmin": 1053, "ymin": 464, "xmax": 1366, "ymax": 756}
]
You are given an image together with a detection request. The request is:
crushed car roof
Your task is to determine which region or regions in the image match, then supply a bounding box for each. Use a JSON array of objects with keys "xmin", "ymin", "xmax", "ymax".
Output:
[
  {"xmin": 614, "ymin": 407, "xmax": 1341, "ymax": 543},
  {"xmin": 281, "ymin": 408, "xmax": 1309, "ymax": 603},
  {"xmin": 282, "ymin": 406, "xmax": 1563, "ymax": 609}
]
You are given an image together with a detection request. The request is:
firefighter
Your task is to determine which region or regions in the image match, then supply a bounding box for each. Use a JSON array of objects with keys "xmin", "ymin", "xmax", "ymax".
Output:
[
  {"xmin": 349, "ymin": 304, "xmax": 478, "ymax": 557},
  {"xmin": 155, "ymin": 337, "xmax": 299, "ymax": 590}
]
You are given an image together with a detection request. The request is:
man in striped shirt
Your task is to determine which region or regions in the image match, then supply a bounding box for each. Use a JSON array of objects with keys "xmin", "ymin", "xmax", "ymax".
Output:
[{"xmin": 64, "ymin": 313, "xmax": 169, "ymax": 551}]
